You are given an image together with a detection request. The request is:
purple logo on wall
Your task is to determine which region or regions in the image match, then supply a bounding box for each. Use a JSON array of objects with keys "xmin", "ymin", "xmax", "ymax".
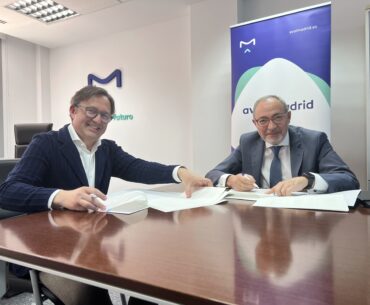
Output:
[{"xmin": 88, "ymin": 69, "xmax": 122, "ymax": 87}]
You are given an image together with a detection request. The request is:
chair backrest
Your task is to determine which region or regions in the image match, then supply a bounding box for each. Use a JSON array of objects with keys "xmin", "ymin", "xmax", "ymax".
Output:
[
  {"xmin": 0, "ymin": 159, "xmax": 19, "ymax": 184},
  {"xmin": 0, "ymin": 158, "xmax": 23, "ymax": 220},
  {"xmin": 14, "ymin": 123, "xmax": 53, "ymax": 158}
]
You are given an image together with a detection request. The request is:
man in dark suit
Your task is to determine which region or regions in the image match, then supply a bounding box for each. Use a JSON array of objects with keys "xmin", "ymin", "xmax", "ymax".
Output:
[
  {"xmin": 206, "ymin": 95, "xmax": 359, "ymax": 196},
  {"xmin": 0, "ymin": 85, "xmax": 211, "ymax": 305}
]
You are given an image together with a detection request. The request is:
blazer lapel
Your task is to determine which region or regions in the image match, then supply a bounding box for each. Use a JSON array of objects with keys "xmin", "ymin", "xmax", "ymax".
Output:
[
  {"xmin": 94, "ymin": 146, "xmax": 106, "ymax": 189},
  {"xmin": 58, "ymin": 126, "xmax": 89, "ymax": 186},
  {"xmin": 289, "ymin": 127, "xmax": 303, "ymax": 176},
  {"xmin": 251, "ymin": 138, "xmax": 265, "ymax": 185}
]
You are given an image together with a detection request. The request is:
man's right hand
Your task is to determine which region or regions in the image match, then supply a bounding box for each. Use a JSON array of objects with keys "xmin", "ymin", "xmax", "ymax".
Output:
[
  {"xmin": 226, "ymin": 174, "xmax": 257, "ymax": 191},
  {"xmin": 52, "ymin": 187, "xmax": 107, "ymax": 211}
]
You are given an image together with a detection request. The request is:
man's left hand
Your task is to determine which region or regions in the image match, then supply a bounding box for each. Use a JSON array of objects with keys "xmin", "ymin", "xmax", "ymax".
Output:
[
  {"xmin": 178, "ymin": 168, "xmax": 212, "ymax": 197},
  {"xmin": 267, "ymin": 176, "xmax": 308, "ymax": 196}
]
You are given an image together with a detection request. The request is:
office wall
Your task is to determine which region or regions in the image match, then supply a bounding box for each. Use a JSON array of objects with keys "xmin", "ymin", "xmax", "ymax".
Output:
[
  {"xmin": 0, "ymin": 35, "xmax": 50, "ymax": 158},
  {"xmin": 190, "ymin": 0, "xmax": 237, "ymax": 175},
  {"xmin": 237, "ymin": 0, "xmax": 367, "ymax": 188}
]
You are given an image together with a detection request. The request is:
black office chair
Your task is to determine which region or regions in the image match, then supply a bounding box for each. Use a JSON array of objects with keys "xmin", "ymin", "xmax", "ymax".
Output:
[{"xmin": 14, "ymin": 123, "xmax": 53, "ymax": 158}]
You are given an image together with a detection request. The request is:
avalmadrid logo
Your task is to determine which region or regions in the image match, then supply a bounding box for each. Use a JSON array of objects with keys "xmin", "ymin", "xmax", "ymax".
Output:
[{"xmin": 87, "ymin": 69, "xmax": 134, "ymax": 121}]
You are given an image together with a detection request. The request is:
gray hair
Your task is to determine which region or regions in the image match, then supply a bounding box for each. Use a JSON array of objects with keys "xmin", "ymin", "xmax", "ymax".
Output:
[{"xmin": 253, "ymin": 95, "xmax": 289, "ymax": 114}]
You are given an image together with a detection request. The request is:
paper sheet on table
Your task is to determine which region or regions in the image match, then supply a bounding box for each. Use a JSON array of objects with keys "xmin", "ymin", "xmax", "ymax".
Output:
[
  {"xmin": 340, "ymin": 189, "xmax": 361, "ymax": 207},
  {"xmin": 146, "ymin": 187, "xmax": 228, "ymax": 212},
  {"xmin": 101, "ymin": 191, "xmax": 149, "ymax": 214},
  {"xmin": 253, "ymin": 190, "xmax": 361, "ymax": 212},
  {"xmin": 226, "ymin": 189, "xmax": 307, "ymax": 201}
]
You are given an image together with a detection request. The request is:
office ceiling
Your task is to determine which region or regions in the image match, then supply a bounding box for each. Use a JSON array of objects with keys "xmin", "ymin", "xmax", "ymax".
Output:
[{"xmin": 0, "ymin": 0, "xmax": 203, "ymax": 48}]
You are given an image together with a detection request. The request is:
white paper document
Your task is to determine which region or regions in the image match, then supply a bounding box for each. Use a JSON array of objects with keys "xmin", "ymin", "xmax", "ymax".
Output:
[
  {"xmin": 226, "ymin": 189, "xmax": 307, "ymax": 201},
  {"xmin": 146, "ymin": 187, "xmax": 228, "ymax": 212},
  {"xmin": 253, "ymin": 190, "xmax": 361, "ymax": 212},
  {"xmin": 100, "ymin": 191, "xmax": 149, "ymax": 214},
  {"xmin": 100, "ymin": 187, "xmax": 228, "ymax": 213},
  {"xmin": 99, "ymin": 188, "xmax": 361, "ymax": 214}
]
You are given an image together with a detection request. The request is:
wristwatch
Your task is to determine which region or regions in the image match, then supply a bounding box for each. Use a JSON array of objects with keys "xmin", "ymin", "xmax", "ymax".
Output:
[{"xmin": 302, "ymin": 172, "xmax": 315, "ymax": 190}]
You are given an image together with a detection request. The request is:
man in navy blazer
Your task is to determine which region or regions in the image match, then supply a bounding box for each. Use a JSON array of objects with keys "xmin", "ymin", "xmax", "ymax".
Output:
[
  {"xmin": 206, "ymin": 95, "xmax": 359, "ymax": 196},
  {"xmin": 0, "ymin": 85, "xmax": 211, "ymax": 305}
]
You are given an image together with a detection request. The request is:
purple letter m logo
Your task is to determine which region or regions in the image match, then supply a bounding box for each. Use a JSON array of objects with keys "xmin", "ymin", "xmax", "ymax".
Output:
[{"xmin": 88, "ymin": 69, "xmax": 122, "ymax": 87}]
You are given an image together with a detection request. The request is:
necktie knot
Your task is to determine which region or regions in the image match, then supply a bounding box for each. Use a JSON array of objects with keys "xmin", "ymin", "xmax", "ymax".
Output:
[{"xmin": 271, "ymin": 145, "xmax": 282, "ymax": 157}]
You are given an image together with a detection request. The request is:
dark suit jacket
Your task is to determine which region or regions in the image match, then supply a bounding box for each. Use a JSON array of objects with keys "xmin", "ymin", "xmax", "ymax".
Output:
[
  {"xmin": 206, "ymin": 126, "xmax": 359, "ymax": 193},
  {"xmin": 0, "ymin": 124, "xmax": 177, "ymax": 212}
]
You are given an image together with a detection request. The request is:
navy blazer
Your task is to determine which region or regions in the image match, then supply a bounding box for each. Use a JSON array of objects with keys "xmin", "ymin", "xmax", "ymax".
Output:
[
  {"xmin": 0, "ymin": 125, "xmax": 177, "ymax": 212},
  {"xmin": 206, "ymin": 126, "xmax": 359, "ymax": 193}
]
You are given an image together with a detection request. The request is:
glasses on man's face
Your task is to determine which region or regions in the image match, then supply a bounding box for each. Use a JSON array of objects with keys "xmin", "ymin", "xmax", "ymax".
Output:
[
  {"xmin": 76, "ymin": 105, "xmax": 112, "ymax": 123},
  {"xmin": 254, "ymin": 113, "xmax": 288, "ymax": 127}
]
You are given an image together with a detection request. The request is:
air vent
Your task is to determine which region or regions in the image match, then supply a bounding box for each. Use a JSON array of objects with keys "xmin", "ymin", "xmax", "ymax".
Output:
[{"xmin": 6, "ymin": 0, "xmax": 79, "ymax": 24}]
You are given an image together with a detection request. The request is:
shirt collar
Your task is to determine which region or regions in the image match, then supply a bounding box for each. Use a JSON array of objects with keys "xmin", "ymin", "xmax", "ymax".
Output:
[
  {"xmin": 265, "ymin": 131, "xmax": 290, "ymax": 148},
  {"xmin": 67, "ymin": 124, "xmax": 101, "ymax": 152}
]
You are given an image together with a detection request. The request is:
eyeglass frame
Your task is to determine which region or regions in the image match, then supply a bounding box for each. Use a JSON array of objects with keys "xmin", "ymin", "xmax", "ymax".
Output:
[
  {"xmin": 253, "ymin": 112, "xmax": 290, "ymax": 127},
  {"xmin": 75, "ymin": 105, "xmax": 113, "ymax": 123}
]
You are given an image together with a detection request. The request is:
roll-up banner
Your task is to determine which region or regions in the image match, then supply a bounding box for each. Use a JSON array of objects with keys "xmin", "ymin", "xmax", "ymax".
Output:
[{"xmin": 230, "ymin": 3, "xmax": 331, "ymax": 148}]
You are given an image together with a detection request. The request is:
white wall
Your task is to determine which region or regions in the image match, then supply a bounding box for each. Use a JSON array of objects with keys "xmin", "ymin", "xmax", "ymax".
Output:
[
  {"xmin": 190, "ymin": 0, "xmax": 237, "ymax": 175},
  {"xmin": 1, "ymin": 35, "xmax": 50, "ymax": 158},
  {"xmin": 237, "ymin": 0, "xmax": 368, "ymax": 188}
]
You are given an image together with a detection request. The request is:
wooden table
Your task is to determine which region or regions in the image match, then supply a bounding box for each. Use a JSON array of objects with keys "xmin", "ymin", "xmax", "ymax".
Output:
[{"xmin": 0, "ymin": 198, "xmax": 368, "ymax": 305}]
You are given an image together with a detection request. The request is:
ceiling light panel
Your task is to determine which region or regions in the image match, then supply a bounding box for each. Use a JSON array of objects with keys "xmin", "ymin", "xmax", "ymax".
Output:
[{"xmin": 6, "ymin": 0, "xmax": 79, "ymax": 24}]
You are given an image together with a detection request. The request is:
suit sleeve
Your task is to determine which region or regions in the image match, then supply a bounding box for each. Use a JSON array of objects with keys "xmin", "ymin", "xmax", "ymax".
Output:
[
  {"xmin": 314, "ymin": 133, "xmax": 359, "ymax": 192},
  {"xmin": 206, "ymin": 145, "xmax": 243, "ymax": 186},
  {"xmin": 108, "ymin": 141, "xmax": 178, "ymax": 184},
  {"xmin": 0, "ymin": 135, "xmax": 57, "ymax": 212}
]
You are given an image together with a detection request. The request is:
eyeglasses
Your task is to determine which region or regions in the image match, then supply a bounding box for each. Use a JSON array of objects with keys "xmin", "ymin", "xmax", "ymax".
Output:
[
  {"xmin": 76, "ymin": 105, "xmax": 112, "ymax": 123},
  {"xmin": 254, "ymin": 113, "xmax": 288, "ymax": 127}
]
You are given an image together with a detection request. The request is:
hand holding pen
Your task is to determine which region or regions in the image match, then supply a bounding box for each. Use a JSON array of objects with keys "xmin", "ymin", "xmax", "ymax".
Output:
[
  {"xmin": 226, "ymin": 173, "xmax": 259, "ymax": 191},
  {"xmin": 52, "ymin": 186, "xmax": 107, "ymax": 211}
]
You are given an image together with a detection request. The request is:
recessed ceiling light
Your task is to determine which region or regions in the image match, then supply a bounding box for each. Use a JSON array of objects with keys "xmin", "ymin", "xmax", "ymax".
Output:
[{"xmin": 6, "ymin": 0, "xmax": 79, "ymax": 24}]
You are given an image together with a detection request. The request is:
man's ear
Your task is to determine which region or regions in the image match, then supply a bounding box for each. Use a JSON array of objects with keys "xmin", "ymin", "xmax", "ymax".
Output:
[{"xmin": 69, "ymin": 105, "xmax": 77, "ymax": 120}]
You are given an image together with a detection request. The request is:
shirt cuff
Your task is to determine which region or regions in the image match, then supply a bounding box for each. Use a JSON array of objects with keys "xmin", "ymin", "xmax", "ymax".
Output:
[
  {"xmin": 172, "ymin": 166, "xmax": 182, "ymax": 183},
  {"xmin": 217, "ymin": 174, "xmax": 231, "ymax": 187},
  {"xmin": 48, "ymin": 189, "xmax": 61, "ymax": 209},
  {"xmin": 307, "ymin": 173, "xmax": 328, "ymax": 194}
]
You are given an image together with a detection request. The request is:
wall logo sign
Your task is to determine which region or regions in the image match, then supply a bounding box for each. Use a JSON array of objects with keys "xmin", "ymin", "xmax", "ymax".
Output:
[
  {"xmin": 87, "ymin": 69, "xmax": 134, "ymax": 121},
  {"xmin": 88, "ymin": 69, "xmax": 122, "ymax": 87}
]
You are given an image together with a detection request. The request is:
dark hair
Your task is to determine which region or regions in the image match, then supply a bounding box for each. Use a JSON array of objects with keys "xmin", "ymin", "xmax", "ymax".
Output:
[
  {"xmin": 253, "ymin": 95, "xmax": 289, "ymax": 113},
  {"xmin": 71, "ymin": 85, "xmax": 115, "ymax": 114}
]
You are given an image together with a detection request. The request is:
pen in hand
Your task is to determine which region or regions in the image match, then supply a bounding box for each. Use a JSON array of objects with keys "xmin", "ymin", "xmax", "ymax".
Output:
[
  {"xmin": 243, "ymin": 174, "xmax": 259, "ymax": 189},
  {"xmin": 90, "ymin": 193, "xmax": 106, "ymax": 211}
]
